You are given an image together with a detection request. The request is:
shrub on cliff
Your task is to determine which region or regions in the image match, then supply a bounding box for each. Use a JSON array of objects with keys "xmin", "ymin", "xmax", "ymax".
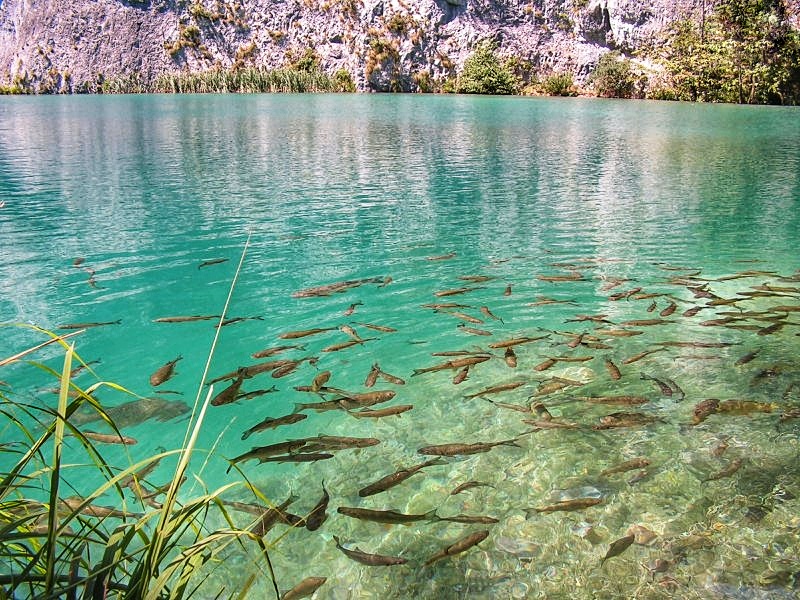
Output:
[
  {"xmin": 456, "ymin": 43, "xmax": 518, "ymax": 95},
  {"xmin": 590, "ymin": 52, "xmax": 636, "ymax": 98}
]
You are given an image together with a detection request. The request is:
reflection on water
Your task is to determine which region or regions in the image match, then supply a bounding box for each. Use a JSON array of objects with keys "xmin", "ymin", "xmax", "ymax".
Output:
[{"xmin": 1, "ymin": 95, "xmax": 799, "ymax": 599}]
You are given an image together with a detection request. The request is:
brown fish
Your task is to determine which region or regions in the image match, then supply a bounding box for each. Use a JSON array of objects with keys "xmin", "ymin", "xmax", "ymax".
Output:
[
  {"xmin": 81, "ymin": 431, "xmax": 137, "ymax": 445},
  {"xmin": 488, "ymin": 335, "xmax": 549, "ymax": 349},
  {"xmin": 459, "ymin": 275, "xmax": 493, "ymax": 283},
  {"xmin": 609, "ymin": 287, "xmax": 642, "ymax": 301},
  {"xmin": 59, "ymin": 497, "xmax": 142, "ymax": 520},
  {"xmin": 311, "ymin": 370, "xmax": 331, "ymax": 392},
  {"xmin": 424, "ymin": 530, "xmax": 490, "ymax": 566},
  {"xmin": 257, "ymin": 453, "xmax": 334, "ymax": 464},
  {"xmin": 364, "ymin": 363, "xmax": 380, "ymax": 388},
  {"xmin": 434, "ymin": 286, "xmax": 485, "ymax": 297},
  {"xmin": 682, "ymin": 306, "xmax": 706, "ymax": 317},
  {"xmin": 337, "ymin": 506, "xmax": 437, "ymax": 524},
  {"xmin": 534, "ymin": 377, "xmax": 583, "ymax": 396},
  {"xmin": 703, "ymin": 457, "xmax": 743, "ymax": 482},
  {"xmin": 412, "ymin": 356, "xmax": 490, "ymax": 376},
  {"xmin": 536, "ymin": 272, "xmax": 584, "ymax": 282},
  {"xmin": 226, "ymin": 440, "xmax": 309, "ymax": 472},
  {"xmin": 358, "ymin": 458, "xmax": 444, "ymax": 497},
  {"xmin": 734, "ymin": 349, "xmax": 760, "ymax": 366},
  {"xmin": 149, "ymin": 356, "xmax": 183, "ymax": 387},
  {"xmin": 198, "ymin": 258, "xmax": 228, "ymax": 268},
  {"xmin": 376, "ymin": 366, "xmax": 406, "ymax": 386},
  {"xmin": 605, "ymin": 359, "xmax": 621, "ymax": 380},
  {"xmin": 464, "ymin": 381, "xmax": 525, "ymax": 398},
  {"xmin": 349, "ymin": 405, "xmax": 413, "ymax": 419},
  {"xmin": 453, "ymin": 366, "xmax": 470, "ymax": 384},
  {"xmin": 210, "ymin": 374, "xmax": 245, "ymax": 406},
  {"xmin": 251, "ymin": 344, "xmax": 306, "ymax": 359},
  {"xmin": 576, "ymin": 396, "xmax": 649, "ymax": 406},
  {"xmin": 484, "ymin": 398, "xmax": 531, "ymax": 413},
  {"xmin": 241, "ymin": 413, "xmax": 308, "ymax": 440},
  {"xmin": 601, "ymin": 534, "xmax": 636, "ymax": 565},
  {"xmin": 302, "ymin": 435, "xmax": 381, "ymax": 451},
  {"xmin": 431, "ymin": 512, "xmax": 499, "ymax": 524},
  {"xmin": 353, "ymin": 322, "xmax": 398, "ymax": 333},
  {"xmin": 279, "ymin": 327, "xmax": 337, "ymax": 340},
  {"xmin": 321, "ymin": 339, "xmax": 371, "ymax": 353},
  {"xmin": 622, "ymin": 348, "xmax": 667, "ymax": 364},
  {"xmin": 249, "ymin": 494, "xmax": 299, "ymax": 536},
  {"xmin": 717, "ymin": 399, "xmax": 775, "ymax": 415},
  {"xmin": 503, "ymin": 285, "xmax": 512, "ymax": 296},
  {"xmin": 450, "ymin": 481, "xmax": 495, "ymax": 495},
  {"xmin": 480, "ymin": 306, "xmax": 503, "ymax": 322},
  {"xmin": 427, "ymin": 252, "xmax": 456, "ymax": 261},
  {"xmin": 640, "ymin": 373, "xmax": 673, "ymax": 396},
  {"xmin": 418, "ymin": 438, "xmax": 520, "ymax": 456},
  {"xmin": 451, "ymin": 312, "xmax": 484, "ymax": 324},
  {"xmin": 281, "ymin": 577, "xmax": 327, "ymax": 600},
  {"xmin": 660, "ymin": 302, "xmax": 677, "ymax": 317},
  {"xmin": 57, "ymin": 320, "xmax": 122, "ymax": 330},
  {"xmin": 332, "ymin": 536, "xmax": 407, "ymax": 566},
  {"xmin": 304, "ymin": 482, "xmax": 330, "ymax": 531},
  {"xmin": 534, "ymin": 358, "xmax": 557, "ymax": 372},
  {"xmin": 153, "ymin": 315, "xmax": 221, "ymax": 323},
  {"xmin": 600, "ymin": 457, "xmax": 650, "ymax": 476},
  {"xmin": 504, "ymin": 347, "xmax": 517, "ymax": 368},
  {"xmin": 620, "ymin": 319, "xmax": 670, "ymax": 327},
  {"xmin": 457, "ymin": 324, "xmax": 493, "ymax": 336},
  {"xmin": 526, "ymin": 497, "xmax": 601, "ymax": 515},
  {"xmin": 593, "ymin": 412, "xmax": 660, "ymax": 429},
  {"xmin": 521, "ymin": 418, "xmax": 580, "ymax": 430},
  {"xmin": 692, "ymin": 398, "xmax": 719, "ymax": 424},
  {"xmin": 343, "ymin": 302, "xmax": 363, "ymax": 316},
  {"xmin": 594, "ymin": 329, "xmax": 644, "ymax": 337}
]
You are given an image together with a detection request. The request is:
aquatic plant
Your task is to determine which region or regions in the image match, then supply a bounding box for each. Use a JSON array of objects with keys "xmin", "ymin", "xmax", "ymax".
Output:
[{"xmin": 0, "ymin": 238, "xmax": 284, "ymax": 599}]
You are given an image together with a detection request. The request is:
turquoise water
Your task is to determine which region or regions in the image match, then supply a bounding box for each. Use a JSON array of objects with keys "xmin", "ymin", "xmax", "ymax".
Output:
[{"xmin": 1, "ymin": 95, "xmax": 800, "ymax": 598}]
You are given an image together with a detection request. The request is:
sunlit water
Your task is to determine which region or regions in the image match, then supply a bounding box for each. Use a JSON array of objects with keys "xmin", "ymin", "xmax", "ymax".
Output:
[{"xmin": 1, "ymin": 95, "xmax": 799, "ymax": 599}]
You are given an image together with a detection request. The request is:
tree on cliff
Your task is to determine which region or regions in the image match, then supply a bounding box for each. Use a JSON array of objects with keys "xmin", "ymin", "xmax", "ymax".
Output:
[{"xmin": 456, "ymin": 43, "xmax": 518, "ymax": 95}]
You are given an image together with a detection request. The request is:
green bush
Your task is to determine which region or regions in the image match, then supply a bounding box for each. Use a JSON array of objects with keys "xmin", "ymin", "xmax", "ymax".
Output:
[
  {"xmin": 541, "ymin": 72, "xmax": 577, "ymax": 96},
  {"xmin": 456, "ymin": 43, "xmax": 518, "ymax": 95},
  {"xmin": 333, "ymin": 68, "xmax": 356, "ymax": 92},
  {"xmin": 591, "ymin": 51, "xmax": 636, "ymax": 98}
]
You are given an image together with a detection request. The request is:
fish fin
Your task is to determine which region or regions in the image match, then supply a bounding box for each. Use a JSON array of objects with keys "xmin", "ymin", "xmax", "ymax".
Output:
[
  {"xmin": 225, "ymin": 460, "xmax": 234, "ymax": 475},
  {"xmin": 292, "ymin": 403, "xmax": 305, "ymax": 414},
  {"xmin": 524, "ymin": 508, "xmax": 539, "ymax": 519},
  {"xmin": 501, "ymin": 438, "xmax": 523, "ymax": 448},
  {"xmin": 426, "ymin": 509, "xmax": 441, "ymax": 522},
  {"xmin": 240, "ymin": 430, "xmax": 251, "ymax": 441}
]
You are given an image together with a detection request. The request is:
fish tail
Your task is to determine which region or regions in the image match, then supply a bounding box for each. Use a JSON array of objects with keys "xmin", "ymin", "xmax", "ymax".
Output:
[
  {"xmin": 425, "ymin": 509, "xmax": 440, "ymax": 522},
  {"xmin": 225, "ymin": 460, "xmax": 235, "ymax": 475},
  {"xmin": 411, "ymin": 369, "xmax": 423, "ymax": 377},
  {"xmin": 501, "ymin": 438, "xmax": 523, "ymax": 448},
  {"xmin": 332, "ymin": 535, "xmax": 342, "ymax": 548},
  {"xmin": 114, "ymin": 319, "xmax": 122, "ymax": 325},
  {"xmin": 293, "ymin": 403, "xmax": 306, "ymax": 414},
  {"xmin": 240, "ymin": 430, "xmax": 252, "ymax": 441},
  {"xmin": 524, "ymin": 508, "xmax": 538, "ymax": 519}
]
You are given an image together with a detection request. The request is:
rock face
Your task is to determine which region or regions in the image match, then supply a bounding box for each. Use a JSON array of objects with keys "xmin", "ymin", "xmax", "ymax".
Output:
[{"xmin": 0, "ymin": 0, "xmax": 704, "ymax": 92}]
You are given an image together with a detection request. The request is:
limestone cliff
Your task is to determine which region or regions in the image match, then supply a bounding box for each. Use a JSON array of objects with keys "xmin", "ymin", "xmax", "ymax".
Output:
[{"xmin": 0, "ymin": 0, "xmax": 727, "ymax": 92}]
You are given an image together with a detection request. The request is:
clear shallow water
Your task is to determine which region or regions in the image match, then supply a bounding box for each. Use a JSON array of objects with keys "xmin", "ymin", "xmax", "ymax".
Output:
[{"xmin": 1, "ymin": 95, "xmax": 800, "ymax": 599}]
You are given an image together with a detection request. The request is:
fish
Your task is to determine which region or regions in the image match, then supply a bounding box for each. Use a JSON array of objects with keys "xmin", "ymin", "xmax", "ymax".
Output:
[
  {"xmin": 292, "ymin": 278, "xmax": 385, "ymax": 299},
  {"xmin": 72, "ymin": 257, "xmax": 85, "ymax": 267},
  {"xmin": 526, "ymin": 497, "xmax": 602, "ymax": 515},
  {"xmin": 234, "ymin": 386, "xmax": 278, "ymax": 400},
  {"xmin": 358, "ymin": 458, "xmax": 444, "ymax": 497},
  {"xmin": 251, "ymin": 344, "xmax": 305, "ymax": 359},
  {"xmin": 536, "ymin": 272, "xmax": 584, "ymax": 282},
  {"xmin": 59, "ymin": 496, "xmax": 142, "ymax": 520},
  {"xmin": 703, "ymin": 458, "xmax": 744, "ymax": 482},
  {"xmin": 149, "ymin": 356, "xmax": 182, "ymax": 387},
  {"xmin": 716, "ymin": 399, "xmax": 775, "ymax": 415},
  {"xmin": 207, "ymin": 360, "xmax": 291, "ymax": 385},
  {"xmin": 364, "ymin": 363, "xmax": 380, "ymax": 388},
  {"xmin": 453, "ymin": 367, "xmax": 470, "ymax": 384},
  {"xmin": 647, "ymin": 301, "xmax": 657, "ymax": 312},
  {"xmin": 488, "ymin": 335, "xmax": 549, "ymax": 349},
  {"xmin": 249, "ymin": 494, "xmax": 300, "ymax": 536},
  {"xmin": 304, "ymin": 482, "xmax": 330, "ymax": 531},
  {"xmin": 69, "ymin": 359, "xmax": 101, "ymax": 378},
  {"xmin": 337, "ymin": 506, "xmax": 437, "ymax": 524},
  {"xmin": 417, "ymin": 438, "xmax": 521, "ymax": 456},
  {"xmin": 605, "ymin": 359, "xmax": 621, "ymax": 380},
  {"xmin": 484, "ymin": 398, "xmax": 531, "ymax": 413},
  {"xmin": 621, "ymin": 348, "xmax": 666, "ymax": 364},
  {"xmin": 530, "ymin": 402, "xmax": 553, "ymax": 420},
  {"xmin": 666, "ymin": 378, "xmax": 685, "ymax": 402},
  {"xmin": 332, "ymin": 536, "xmax": 407, "ymax": 566},
  {"xmin": 451, "ymin": 312, "xmax": 484, "ymax": 324},
  {"xmin": 210, "ymin": 374, "xmax": 246, "ymax": 406},
  {"xmin": 321, "ymin": 339, "xmax": 374, "ymax": 353},
  {"xmin": 576, "ymin": 395, "xmax": 649, "ymax": 406},
  {"xmin": 353, "ymin": 322, "xmax": 398, "ymax": 333},
  {"xmin": 503, "ymin": 285, "xmax": 512, "ymax": 296},
  {"xmin": 338, "ymin": 324, "xmax": 363, "ymax": 341},
  {"xmin": 412, "ymin": 356, "xmax": 491, "ymax": 376},
  {"xmin": 450, "ymin": 481, "xmax": 495, "ymax": 495},
  {"xmin": 593, "ymin": 412, "xmax": 660, "ymax": 429},
  {"xmin": 521, "ymin": 418, "xmax": 580, "ymax": 430},
  {"xmin": 534, "ymin": 358, "xmax": 557, "ymax": 372},
  {"xmin": 640, "ymin": 373, "xmax": 673, "ymax": 396},
  {"xmin": 423, "ymin": 530, "xmax": 490, "ymax": 566},
  {"xmin": 343, "ymin": 302, "xmax": 363, "ymax": 316},
  {"xmin": 295, "ymin": 390, "xmax": 396, "ymax": 413},
  {"xmin": 68, "ymin": 397, "xmax": 191, "ymax": 428},
  {"xmin": 431, "ymin": 512, "xmax": 499, "ymax": 524},
  {"xmin": 153, "ymin": 315, "xmax": 221, "ymax": 323},
  {"xmin": 422, "ymin": 303, "xmax": 473, "ymax": 310},
  {"xmin": 310, "ymin": 371, "xmax": 331, "ymax": 392},
  {"xmin": 600, "ymin": 457, "xmax": 650, "ymax": 476},
  {"xmin": 257, "ymin": 453, "xmax": 334, "ymax": 464},
  {"xmin": 278, "ymin": 327, "xmax": 337, "ymax": 339},
  {"xmin": 601, "ymin": 534, "xmax": 636, "ymax": 565},
  {"xmin": 660, "ymin": 302, "xmax": 678, "ymax": 317},
  {"xmin": 459, "ymin": 275, "xmax": 493, "ymax": 283},
  {"xmin": 241, "ymin": 413, "xmax": 308, "ymax": 440},
  {"xmin": 457, "ymin": 324, "xmax": 493, "ymax": 336},
  {"xmin": 198, "ymin": 258, "xmax": 229, "ymax": 268},
  {"xmin": 301, "ymin": 435, "xmax": 381, "ymax": 451},
  {"xmin": 464, "ymin": 381, "xmax": 526, "ymax": 398},
  {"xmin": 434, "ymin": 286, "xmax": 485, "ymax": 297},
  {"xmin": 226, "ymin": 440, "xmax": 309, "ymax": 472},
  {"xmin": 376, "ymin": 366, "xmax": 405, "ymax": 385},
  {"xmin": 682, "ymin": 306, "xmax": 706, "ymax": 317},
  {"xmin": 757, "ymin": 321, "xmax": 785, "ymax": 336},
  {"xmin": 281, "ymin": 577, "xmax": 327, "ymax": 600},
  {"xmin": 550, "ymin": 355, "xmax": 594, "ymax": 363},
  {"xmin": 692, "ymin": 398, "xmax": 720, "ymax": 424},
  {"xmin": 272, "ymin": 359, "xmax": 310, "ymax": 377},
  {"xmin": 480, "ymin": 306, "xmax": 503, "ymax": 322},
  {"xmin": 80, "ymin": 431, "xmax": 138, "ymax": 445},
  {"xmin": 427, "ymin": 252, "xmax": 456, "ymax": 260},
  {"xmin": 594, "ymin": 329, "xmax": 644, "ymax": 337},
  {"xmin": 504, "ymin": 347, "xmax": 517, "ymax": 368},
  {"xmin": 215, "ymin": 316, "xmax": 265, "ymax": 327},
  {"xmin": 734, "ymin": 349, "xmax": 760, "ymax": 366},
  {"xmin": 565, "ymin": 314, "xmax": 613, "ymax": 324},
  {"xmin": 620, "ymin": 319, "xmax": 670, "ymax": 327},
  {"xmin": 57, "ymin": 320, "xmax": 122, "ymax": 330},
  {"xmin": 609, "ymin": 287, "xmax": 642, "ymax": 301},
  {"xmin": 349, "ymin": 405, "xmax": 413, "ymax": 419},
  {"xmin": 528, "ymin": 295, "xmax": 578, "ymax": 306},
  {"xmin": 534, "ymin": 377, "xmax": 583, "ymax": 396},
  {"xmin": 658, "ymin": 341, "xmax": 739, "ymax": 348}
]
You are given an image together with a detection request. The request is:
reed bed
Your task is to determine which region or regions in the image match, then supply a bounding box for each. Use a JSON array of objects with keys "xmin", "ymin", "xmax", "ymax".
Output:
[{"xmin": 0, "ymin": 237, "xmax": 283, "ymax": 599}]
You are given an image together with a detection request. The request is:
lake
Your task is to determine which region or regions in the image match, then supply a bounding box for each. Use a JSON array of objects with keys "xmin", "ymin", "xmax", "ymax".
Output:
[{"xmin": 1, "ymin": 94, "xmax": 799, "ymax": 599}]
